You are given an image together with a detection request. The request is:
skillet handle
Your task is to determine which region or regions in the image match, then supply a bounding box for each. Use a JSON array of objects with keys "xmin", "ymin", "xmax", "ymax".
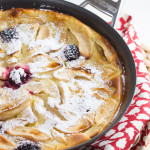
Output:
[{"xmin": 79, "ymin": 0, "xmax": 121, "ymax": 27}]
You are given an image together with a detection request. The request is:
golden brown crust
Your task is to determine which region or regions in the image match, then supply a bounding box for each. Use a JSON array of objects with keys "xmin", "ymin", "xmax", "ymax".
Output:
[{"xmin": 66, "ymin": 133, "xmax": 90, "ymax": 147}]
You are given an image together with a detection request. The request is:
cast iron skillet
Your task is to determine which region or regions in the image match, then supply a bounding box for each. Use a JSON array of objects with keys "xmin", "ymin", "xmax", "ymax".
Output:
[{"xmin": 0, "ymin": 0, "xmax": 136, "ymax": 149}]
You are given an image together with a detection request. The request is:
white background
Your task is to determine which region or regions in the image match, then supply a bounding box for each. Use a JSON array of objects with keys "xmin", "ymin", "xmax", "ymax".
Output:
[
  {"xmin": 65, "ymin": 0, "xmax": 150, "ymax": 50},
  {"xmin": 120, "ymin": 0, "xmax": 150, "ymax": 50}
]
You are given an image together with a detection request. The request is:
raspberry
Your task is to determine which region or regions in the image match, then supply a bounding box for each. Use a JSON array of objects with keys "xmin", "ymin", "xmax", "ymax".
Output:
[
  {"xmin": 4, "ymin": 66, "xmax": 32, "ymax": 89},
  {"xmin": 0, "ymin": 28, "xmax": 18, "ymax": 43},
  {"xmin": 16, "ymin": 141, "xmax": 41, "ymax": 150},
  {"xmin": 64, "ymin": 44, "xmax": 80, "ymax": 61}
]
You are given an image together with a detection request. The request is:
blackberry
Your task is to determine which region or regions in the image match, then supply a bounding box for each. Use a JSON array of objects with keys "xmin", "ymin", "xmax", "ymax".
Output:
[
  {"xmin": 21, "ymin": 69, "xmax": 32, "ymax": 84},
  {"xmin": 16, "ymin": 141, "xmax": 41, "ymax": 150},
  {"xmin": 8, "ymin": 78, "xmax": 21, "ymax": 89},
  {"xmin": 0, "ymin": 28, "xmax": 18, "ymax": 43},
  {"xmin": 64, "ymin": 44, "xmax": 80, "ymax": 61},
  {"xmin": 86, "ymin": 109, "xmax": 90, "ymax": 112}
]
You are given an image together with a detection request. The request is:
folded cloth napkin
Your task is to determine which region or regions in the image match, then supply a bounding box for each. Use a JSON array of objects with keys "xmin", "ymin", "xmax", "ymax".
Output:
[{"xmin": 87, "ymin": 15, "xmax": 150, "ymax": 150}]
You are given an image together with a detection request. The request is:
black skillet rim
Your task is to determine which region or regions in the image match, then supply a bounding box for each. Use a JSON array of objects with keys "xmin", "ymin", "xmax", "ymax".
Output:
[{"xmin": 0, "ymin": 0, "xmax": 136, "ymax": 149}]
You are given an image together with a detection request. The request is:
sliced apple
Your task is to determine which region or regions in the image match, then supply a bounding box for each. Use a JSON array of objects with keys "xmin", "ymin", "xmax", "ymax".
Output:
[
  {"xmin": 0, "ymin": 135, "xmax": 16, "ymax": 150},
  {"xmin": 55, "ymin": 117, "xmax": 92, "ymax": 133},
  {"xmin": 27, "ymin": 54, "xmax": 62, "ymax": 73},
  {"xmin": 36, "ymin": 25, "xmax": 50, "ymax": 40},
  {"xmin": 0, "ymin": 88, "xmax": 30, "ymax": 120},
  {"xmin": 68, "ymin": 27, "xmax": 92, "ymax": 58},
  {"xmin": 41, "ymin": 79, "xmax": 60, "ymax": 96},
  {"xmin": 53, "ymin": 67, "xmax": 93, "ymax": 81},
  {"xmin": 6, "ymin": 126, "xmax": 50, "ymax": 142},
  {"xmin": 51, "ymin": 130, "xmax": 66, "ymax": 144},
  {"xmin": 24, "ymin": 81, "xmax": 43, "ymax": 94}
]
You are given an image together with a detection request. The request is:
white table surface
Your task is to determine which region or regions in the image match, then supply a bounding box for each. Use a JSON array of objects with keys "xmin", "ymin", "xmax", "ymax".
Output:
[
  {"xmin": 65, "ymin": 0, "xmax": 150, "ymax": 50},
  {"xmin": 119, "ymin": 0, "xmax": 150, "ymax": 50}
]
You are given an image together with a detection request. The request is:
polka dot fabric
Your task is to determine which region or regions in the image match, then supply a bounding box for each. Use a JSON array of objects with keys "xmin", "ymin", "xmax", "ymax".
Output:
[{"xmin": 89, "ymin": 16, "xmax": 150, "ymax": 150}]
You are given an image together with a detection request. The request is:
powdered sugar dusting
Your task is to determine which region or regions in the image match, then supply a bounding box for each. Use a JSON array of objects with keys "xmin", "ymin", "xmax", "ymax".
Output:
[
  {"xmin": 1, "ymin": 39, "xmax": 22, "ymax": 55},
  {"xmin": 66, "ymin": 56, "xmax": 85, "ymax": 67},
  {"xmin": 28, "ymin": 23, "xmax": 65, "ymax": 55},
  {"xmin": 31, "ymin": 54, "xmax": 106, "ymax": 132},
  {"xmin": 6, "ymin": 57, "xmax": 18, "ymax": 64},
  {"xmin": 1, "ymin": 87, "xmax": 28, "ymax": 102},
  {"xmin": 54, "ymin": 79, "xmax": 104, "ymax": 131},
  {"xmin": 29, "ymin": 34, "xmax": 65, "ymax": 54},
  {"xmin": 1, "ymin": 119, "xmax": 28, "ymax": 134},
  {"xmin": 0, "ymin": 24, "xmax": 38, "ymax": 55},
  {"xmin": 16, "ymin": 24, "xmax": 38, "ymax": 46},
  {"xmin": 48, "ymin": 97, "xmax": 60, "ymax": 109},
  {"xmin": 84, "ymin": 63, "xmax": 104, "ymax": 85},
  {"xmin": 28, "ymin": 55, "xmax": 50, "ymax": 73},
  {"xmin": 0, "ymin": 53, "xmax": 5, "ymax": 58},
  {"xmin": 21, "ymin": 106, "xmax": 37, "ymax": 124},
  {"xmin": 34, "ymin": 97, "xmax": 61, "ymax": 134},
  {"xmin": 9, "ymin": 68, "xmax": 26, "ymax": 84}
]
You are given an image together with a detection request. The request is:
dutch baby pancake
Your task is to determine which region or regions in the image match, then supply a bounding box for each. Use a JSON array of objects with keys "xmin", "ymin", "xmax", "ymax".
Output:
[{"xmin": 0, "ymin": 8, "xmax": 123, "ymax": 150}]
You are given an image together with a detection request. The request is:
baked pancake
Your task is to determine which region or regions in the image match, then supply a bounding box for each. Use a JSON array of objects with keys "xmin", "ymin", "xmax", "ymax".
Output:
[{"xmin": 0, "ymin": 8, "xmax": 123, "ymax": 150}]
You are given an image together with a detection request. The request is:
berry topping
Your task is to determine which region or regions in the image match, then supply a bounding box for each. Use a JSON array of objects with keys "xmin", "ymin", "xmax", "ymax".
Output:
[
  {"xmin": 0, "ymin": 124, "xmax": 2, "ymax": 130},
  {"xmin": 0, "ymin": 28, "xmax": 18, "ymax": 43},
  {"xmin": 86, "ymin": 109, "xmax": 90, "ymax": 112},
  {"xmin": 4, "ymin": 66, "xmax": 31, "ymax": 89},
  {"xmin": 64, "ymin": 44, "xmax": 80, "ymax": 61},
  {"xmin": 16, "ymin": 141, "xmax": 41, "ymax": 150}
]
